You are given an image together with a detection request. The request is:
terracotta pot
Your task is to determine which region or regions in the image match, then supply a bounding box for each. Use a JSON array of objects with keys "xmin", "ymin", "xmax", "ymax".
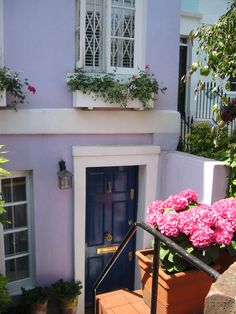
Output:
[
  {"xmin": 31, "ymin": 301, "xmax": 48, "ymax": 314},
  {"xmin": 136, "ymin": 249, "xmax": 217, "ymax": 314},
  {"xmin": 59, "ymin": 296, "xmax": 78, "ymax": 314}
]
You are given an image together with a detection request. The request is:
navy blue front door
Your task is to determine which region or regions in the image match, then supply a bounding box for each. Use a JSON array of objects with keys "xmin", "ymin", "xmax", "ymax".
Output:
[{"xmin": 85, "ymin": 166, "xmax": 138, "ymax": 305}]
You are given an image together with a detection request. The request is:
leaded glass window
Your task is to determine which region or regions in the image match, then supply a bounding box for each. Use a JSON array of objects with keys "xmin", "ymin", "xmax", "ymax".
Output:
[
  {"xmin": 76, "ymin": 0, "xmax": 145, "ymax": 74},
  {"xmin": 111, "ymin": 0, "xmax": 135, "ymax": 68}
]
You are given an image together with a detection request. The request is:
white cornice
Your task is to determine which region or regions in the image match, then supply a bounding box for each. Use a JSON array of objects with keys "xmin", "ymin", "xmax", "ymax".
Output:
[{"xmin": 0, "ymin": 108, "xmax": 180, "ymax": 135}]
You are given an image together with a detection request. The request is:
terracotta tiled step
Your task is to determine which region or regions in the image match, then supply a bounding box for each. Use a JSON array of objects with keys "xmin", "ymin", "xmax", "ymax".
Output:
[{"xmin": 96, "ymin": 289, "xmax": 150, "ymax": 314}]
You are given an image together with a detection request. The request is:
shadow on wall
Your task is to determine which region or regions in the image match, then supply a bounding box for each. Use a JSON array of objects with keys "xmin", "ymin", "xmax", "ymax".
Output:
[{"xmin": 157, "ymin": 151, "xmax": 229, "ymax": 204}]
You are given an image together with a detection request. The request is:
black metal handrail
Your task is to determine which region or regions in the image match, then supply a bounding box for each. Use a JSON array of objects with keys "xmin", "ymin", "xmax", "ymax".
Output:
[{"xmin": 92, "ymin": 221, "xmax": 220, "ymax": 314}]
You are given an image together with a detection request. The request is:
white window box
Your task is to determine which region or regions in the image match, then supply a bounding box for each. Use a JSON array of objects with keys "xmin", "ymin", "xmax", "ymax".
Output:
[
  {"xmin": 0, "ymin": 89, "xmax": 6, "ymax": 107},
  {"xmin": 72, "ymin": 91, "xmax": 154, "ymax": 110}
]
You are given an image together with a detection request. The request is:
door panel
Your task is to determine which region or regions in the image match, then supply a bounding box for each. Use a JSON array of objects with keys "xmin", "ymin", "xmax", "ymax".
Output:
[{"xmin": 85, "ymin": 166, "xmax": 138, "ymax": 305}]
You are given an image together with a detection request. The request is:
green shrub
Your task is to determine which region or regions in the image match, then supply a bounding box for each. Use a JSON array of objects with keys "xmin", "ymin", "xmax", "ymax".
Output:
[
  {"xmin": 0, "ymin": 274, "xmax": 10, "ymax": 312},
  {"xmin": 52, "ymin": 279, "xmax": 82, "ymax": 302},
  {"xmin": 21, "ymin": 286, "xmax": 49, "ymax": 304},
  {"xmin": 180, "ymin": 121, "xmax": 236, "ymax": 197}
]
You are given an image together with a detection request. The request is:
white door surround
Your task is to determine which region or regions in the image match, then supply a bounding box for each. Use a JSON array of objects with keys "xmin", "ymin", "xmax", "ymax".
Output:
[{"xmin": 73, "ymin": 145, "xmax": 160, "ymax": 314}]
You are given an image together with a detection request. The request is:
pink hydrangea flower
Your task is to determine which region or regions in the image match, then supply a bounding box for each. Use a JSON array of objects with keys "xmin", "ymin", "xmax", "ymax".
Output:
[
  {"xmin": 179, "ymin": 189, "xmax": 198, "ymax": 203},
  {"xmin": 189, "ymin": 225, "xmax": 214, "ymax": 248},
  {"xmin": 156, "ymin": 211, "xmax": 180, "ymax": 237},
  {"xmin": 164, "ymin": 194, "xmax": 188, "ymax": 211},
  {"xmin": 146, "ymin": 191, "xmax": 236, "ymax": 253}
]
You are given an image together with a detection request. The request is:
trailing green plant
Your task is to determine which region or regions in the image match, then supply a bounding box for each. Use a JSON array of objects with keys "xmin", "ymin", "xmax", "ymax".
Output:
[
  {"xmin": 52, "ymin": 279, "xmax": 82, "ymax": 302},
  {"xmin": 0, "ymin": 67, "xmax": 36, "ymax": 108},
  {"xmin": 0, "ymin": 274, "xmax": 10, "ymax": 312},
  {"xmin": 67, "ymin": 66, "xmax": 166, "ymax": 109},
  {"xmin": 21, "ymin": 286, "xmax": 50, "ymax": 305}
]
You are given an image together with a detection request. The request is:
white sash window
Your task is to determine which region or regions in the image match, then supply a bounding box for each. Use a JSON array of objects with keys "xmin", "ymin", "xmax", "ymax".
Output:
[
  {"xmin": 76, "ymin": 0, "xmax": 146, "ymax": 74},
  {"xmin": 0, "ymin": 172, "xmax": 34, "ymax": 295}
]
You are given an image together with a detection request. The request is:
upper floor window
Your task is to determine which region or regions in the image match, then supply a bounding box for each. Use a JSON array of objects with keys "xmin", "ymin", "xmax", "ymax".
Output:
[
  {"xmin": 0, "ymin": 172, "xmax": 34, "ymax": 294},
  {"xmin": 76, "ymin": 0, "xmax": 146, "ymax": 74}
]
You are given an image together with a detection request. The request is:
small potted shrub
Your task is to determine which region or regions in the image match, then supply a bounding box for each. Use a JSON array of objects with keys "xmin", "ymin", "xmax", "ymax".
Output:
[
  {"xmin": 21, "ymin": 286, "xmax": 49, "ymax": 314},
  {"xmin": 0, "ymin": 274, "xmax": 10, "ymax": 313},
  {"xmin": 52, "ymin": 279, "xmax": 82, "ymax": 314}
]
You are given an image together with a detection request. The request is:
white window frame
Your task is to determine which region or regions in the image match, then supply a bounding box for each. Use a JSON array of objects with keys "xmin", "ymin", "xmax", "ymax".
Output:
[
  {"xmin": 0, "ymin": 171, "xmax": 35, "ymax": 295},
  {"xmin": 76, "ymin": 0, "xmax": 146, "ymax": 75}
]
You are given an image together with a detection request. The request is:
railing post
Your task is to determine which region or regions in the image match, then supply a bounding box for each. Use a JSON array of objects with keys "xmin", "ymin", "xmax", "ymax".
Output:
[{"xmin": 151, "ymin": 237, "xmax": 160, "ymax": 314}]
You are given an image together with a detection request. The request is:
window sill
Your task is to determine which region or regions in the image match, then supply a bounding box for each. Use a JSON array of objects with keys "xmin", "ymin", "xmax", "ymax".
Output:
[
  {"xmin": 72, "ymin": 91, "xmax": 154, "ymax": 110},
  {"xmin": 0, "ymin": 89, "xmax": 6, "ymax": 107}
]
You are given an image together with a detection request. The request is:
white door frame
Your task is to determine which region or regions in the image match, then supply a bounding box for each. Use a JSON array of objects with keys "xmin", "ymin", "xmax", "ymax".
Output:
[{"xmin": 73, "ymin": 145, "xmax": 160, "ymax": 314}]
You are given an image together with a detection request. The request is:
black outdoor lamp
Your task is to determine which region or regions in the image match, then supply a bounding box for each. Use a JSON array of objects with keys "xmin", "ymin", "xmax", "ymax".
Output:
[{"xmin": 57, "ymin": 160, "xmax": 73, "ymax": 189}]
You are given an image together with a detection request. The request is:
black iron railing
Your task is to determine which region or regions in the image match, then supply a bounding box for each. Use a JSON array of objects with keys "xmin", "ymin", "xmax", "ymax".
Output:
[{"xmin": 92, "ymin": 221, "xmax": 220, "ymax": 314}]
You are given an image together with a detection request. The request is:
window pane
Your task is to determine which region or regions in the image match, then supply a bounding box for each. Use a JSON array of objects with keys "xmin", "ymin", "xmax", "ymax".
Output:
[
  {"xmin": 111, "ymin": 5, "xmax": 135, "ymax": 68},
  {"xmin": 5, "ymin": 259, "xmax": 16, "ymax": 282},
  {"xmin": 14, "ymin": 204, "xmax": 27, "ymax": 228},
  {"xmin": 13, "ymin": 177, "xmax": 26, "ymax": 202},
  {"xmin": 15, "ymin": 231, "xmax": 28, "ymax": 254},
  {"xmin": 112, "ymin": 0, "xmax": 135, "ymax": 7},
  {"xmin": 3, "ymin": 206, "xmax": 13, "ymax": 230},
  {"xmin": 111, "ymin": 38, "xmax": 134, "ymax": 68},
  {"xmin": 5, "ymin": 256, "xmax": 29, "ymax": 282},
  {"xmin": 111, "ymin": 8, "xmax": 135, "ymax": 38},
  {"xmin": 4, "ymin": 231, "xmax": 28, "ymax": 256},
  {"xmin": 2, "ymin": 179, "xmax": 12, "ymax": 203},
  {"xmin": 4, "ymin": 233, "xmax": 14, "ymax": 256}
]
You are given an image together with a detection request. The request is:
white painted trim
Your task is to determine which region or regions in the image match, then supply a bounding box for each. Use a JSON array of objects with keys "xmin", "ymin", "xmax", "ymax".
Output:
[
  {"xmin": 0, "ymin": 108, "xmax": 180, "ymax": 135},
  {"xmin": 0, "ymin": 171, "xmax": 35, "ymax": 295},
  {"xmin": 73, "ymin": 145, "xmax": 160, "ymax": 314},
  {"xmin": 72, "ymin": 91, "xmax": 154, "ymax": 110}
]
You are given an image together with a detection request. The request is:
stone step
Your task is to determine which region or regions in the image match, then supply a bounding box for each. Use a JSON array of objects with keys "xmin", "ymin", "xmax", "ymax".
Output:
[{"xmin": 96, "ymin": 289, "xmax": 150, "ymax": 314}]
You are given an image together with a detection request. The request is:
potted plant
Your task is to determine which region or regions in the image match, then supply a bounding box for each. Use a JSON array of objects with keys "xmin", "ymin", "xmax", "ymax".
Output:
[
  {"xmin": 136, "ymin": 189, "xmax": 236, "ymax": 313},
  {"xmin": 0, "ymin": 67, "xmax": 36, "ymax": 108},
  {"xmin": 0, "ymin": 274, "xmax": 10, "ymax": 313},
  {"xmin": 21, "ymin": 286, "xmax": 49, "ymax": 314},
  {"xmin": 52, "ymin": 279, "xmax": 82, "ymax": 314},
  {"xmin": 66, "ymin": 65, "xmax": 166, "ymax": 110}
]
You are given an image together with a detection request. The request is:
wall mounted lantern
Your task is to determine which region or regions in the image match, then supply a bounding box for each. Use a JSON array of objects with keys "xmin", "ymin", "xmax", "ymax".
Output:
[{"xmin": 57, "ymin": 160, "xmax": 73, "ymax": 189}]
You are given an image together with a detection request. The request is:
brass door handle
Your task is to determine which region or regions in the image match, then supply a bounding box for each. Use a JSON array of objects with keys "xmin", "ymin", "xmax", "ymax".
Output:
[{"xmin": 104, "ymin": 232, "xmax": 113, "ymax": 242}]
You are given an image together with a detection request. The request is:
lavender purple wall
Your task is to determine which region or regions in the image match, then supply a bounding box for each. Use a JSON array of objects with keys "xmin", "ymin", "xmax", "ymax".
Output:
[
  {"xmin": 146, "ymin": 0, "xmax": 181, "ymax": 110},
  {"xmin": 4, "ymin": 0, "xmax": 181, "ymax": 110},
  {"xmin": 4, "ymin": 0, "xmax": 75, "ymax": 108},
  {"xmin": 0, "ymin": 134, "xmax": 153, "ymax": 283},
  {"xmin": 1, "ymin": 0, "xmax": 181, "ymax": 286}
]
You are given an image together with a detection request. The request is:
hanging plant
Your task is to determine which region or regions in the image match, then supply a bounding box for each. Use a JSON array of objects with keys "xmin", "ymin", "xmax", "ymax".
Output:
[
  {"xmin": 67, "ymin": 66, "xmax": 166, "ymax": 110},
  {"xmin": 0, "ymin": 67, "xmax": 36, "ymax": 108}
]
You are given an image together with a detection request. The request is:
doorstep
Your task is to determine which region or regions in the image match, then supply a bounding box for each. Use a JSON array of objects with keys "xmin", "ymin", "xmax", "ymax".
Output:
[{"xmin": 96, "ymin": 289, "xmax": 150, "ymax": 314}]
